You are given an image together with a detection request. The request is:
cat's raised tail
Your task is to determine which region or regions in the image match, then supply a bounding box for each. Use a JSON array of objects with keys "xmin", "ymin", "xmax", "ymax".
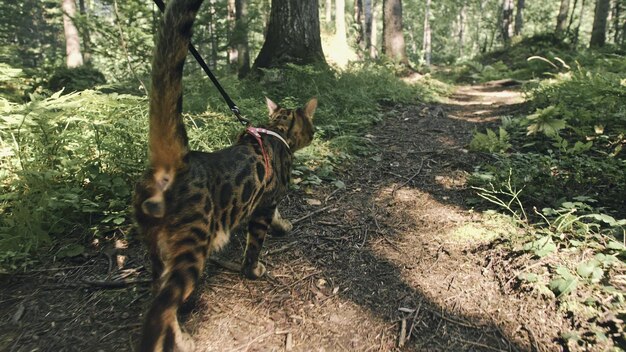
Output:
[{"xmin": 142, "ymin": 0, "xmax": 204, "ymax": 218}]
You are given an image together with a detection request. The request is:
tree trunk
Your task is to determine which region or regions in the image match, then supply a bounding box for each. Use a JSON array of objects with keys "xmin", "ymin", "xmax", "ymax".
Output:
[
  {"xmin": 382, "ymin": 0, "xmax": 409, "ymax": 65},
  {"xmin": 621, "ymin": 6, "xmax": 626, "ymax": 47},
  {"xmin": 590, "ymin": 0, "xmax": 611, "ymax": 47},
  {"xmin": 354, "ymin": 0, "xmax": 364, "ymax": 50},
  {"xmin": 209, "ymin": 0, "xmax": 218, "ymax": 69},
  {"xmin": 370, "ymin": 0, "xmax": 378, "ymax": 58},
  {"xmin": 363, "ymin": 0, "xmax": 373, "ymax": 55},
  {"xmin": 235, "ymin": 0, "xmax": 250, "ymax": 78},
  {"xmin": 500, "ymin": 0, "xmax": 514, "ymax": 45},
  {"xmin": 476, "ymin": 0, "xmax": 486, "ymax": 53},
  {"xmin": 459, "ymin": 1, "xmax": 467, "ymax": 57},
  {"xmin": 514, "ymin": 0, "xmax": 525, "ymax": 35},
  {"xmin": 77, "ymin": 0, "xmax": 91, "ymax": 64},
  {"xmin": 567, "ymin": 0, "xmax": 579, "ymax": 36},
  {"xmin": 612, "ymin": 0, "xmax": 621, "ymax": 43},
  {"xmin": 62, "ymin": 0, "xmax": 83, "ymax": 68},
  {"xmin": 556, "ymin": 0, "xmax": 570, "ymax": 36},
  {"xmin": 326, "ymin": 0, "xmax": 333, "ymax": 24},
  {"xmin": 227, "ymin": 0, "xmax": 238, "ymax": 70},
  {"xmin": 423, "ymin": 0, "xmax": 431, "ymax": 65},
  {"xmin": 252, "ymin": 0, "xmax": 326, "ymax": 71},
  {"xmin": 336, "ymin": 0, "xmax": 347, "ymax": 46},
  {"xmin": 573, "ymin": 0, "xmax": 587, "ymax": 45}
]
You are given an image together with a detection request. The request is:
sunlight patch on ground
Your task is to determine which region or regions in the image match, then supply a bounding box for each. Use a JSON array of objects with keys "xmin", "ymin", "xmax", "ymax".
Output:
[
  {"xmin": 434, "ymin": 171, "xmax": 469, "ymax": 190},
  {"xmin": 191, "ymin": 283, "xmax": 389, "ymax": 351},
  {"xmin": 447, "ymin": 222, "xmax": 502, "ymax": 246},
  {"xmin": 377, "ymin": 186, "xmax": 469, "ymax": 225},
  {"xmin": 450, "ymin": 88, "xmax": 524, "ymax": 106}
]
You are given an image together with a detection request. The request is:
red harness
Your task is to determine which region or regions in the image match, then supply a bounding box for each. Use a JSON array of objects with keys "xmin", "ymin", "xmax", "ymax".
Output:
[{"xmin": 246, "ymin": 127, "xmax": 290, "ymax": 180}]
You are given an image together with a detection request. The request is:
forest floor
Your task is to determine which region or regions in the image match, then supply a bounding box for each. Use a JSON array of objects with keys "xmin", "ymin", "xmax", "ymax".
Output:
[{"xmin": 0, "ymin": 81, "xmax": 575, "ymax": 352}]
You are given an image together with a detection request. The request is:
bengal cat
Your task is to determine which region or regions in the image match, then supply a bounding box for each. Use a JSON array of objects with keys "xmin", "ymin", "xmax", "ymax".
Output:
[{"xmin": 132, "ymin": 0, "xmax": 317, "ymax": 350}]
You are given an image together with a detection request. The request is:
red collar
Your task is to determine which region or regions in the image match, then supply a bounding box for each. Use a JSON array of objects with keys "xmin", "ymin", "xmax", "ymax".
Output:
[{"xmin": 246, "ymin": 127, "xmax": 290, "ymax": 180}]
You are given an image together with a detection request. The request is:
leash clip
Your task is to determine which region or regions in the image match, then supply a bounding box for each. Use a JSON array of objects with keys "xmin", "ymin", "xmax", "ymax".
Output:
[{"xmin": 231, "ymin": 106, "xmax": 249, "ymax": 126}]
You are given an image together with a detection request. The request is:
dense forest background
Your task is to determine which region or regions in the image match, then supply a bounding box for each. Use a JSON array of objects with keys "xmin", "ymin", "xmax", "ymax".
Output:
[
  {"xmin": 2, "ymin": 0, "xmax": 625, "ymax": 84},
  {"xmin": 0, "ymin": 0, "xmax": 625, "ymax": 350}
]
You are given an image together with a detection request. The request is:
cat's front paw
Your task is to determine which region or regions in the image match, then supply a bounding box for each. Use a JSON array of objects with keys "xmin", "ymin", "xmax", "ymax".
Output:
[
  {"xmin": 242, "ymin": 262, "xmax": 266, "ymax": 280},
  {"xmin": 270, "ymin": 218, "xmax": 293, "ymax": 237},
  {"xmin": 175, "ymin": 331, "xmax": 195, "ymax": 352}
]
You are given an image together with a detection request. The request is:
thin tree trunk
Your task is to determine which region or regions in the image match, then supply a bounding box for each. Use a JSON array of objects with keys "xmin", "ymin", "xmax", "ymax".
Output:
[
  {"xmin": 77, "ymin": 0, "xmax": 91, "ymax": 64},
  {"xmin": 556, "ymin": 0, "xmax": 570, "ymax": 36},
  {"xmin": 590, "ymin": 0, "xmax": 611, "ymax": 47},
  {"xmin": 620, "ymin": 7, "xmax": 626, "ymax": 48},
  {"xmin": 573, "ymin": 0, "xmax": 586, "ymax": 45},
  {"xmin": 459, "ymin": 1, "xmax": 467, "ymax": 57},
  {"xmin": 227, "ymin": 0, "xmax": 238, "ymax": 70},
  {"xmin": 355, "ymin": 0, "xmax": 364, "ymax": 51},
  {"xmin": 423, "ymin": 0, "xmax": 431, "ymax": 65},
  {"xmin": 612, "ymin": 0, "xmax": 621, "ymax": 43},
  {"xmin": 62, "ymin": 0, "xmax": 83, "ymax": 68},
  {"xmin": 476, "ymin": 0, "xmax": 486, "ymax": 53},
  {"xmin": 370, "ymin": 0, "xmax": 378, "ymax": 58},
  {"xmin": 621, "ymin": 17, "xmax": 626, "ymax": 48},
  {"xmin": 235, "ymin": 0, "xmax": 250, "ymax": 78},
  {"xmin": 567, "ymin": 0, "xmax": 579, "ymax": 36},
  {"xmin": 336, "ymin": 0, "xmax": 347, "ymax": 46},
  {"xmin": 209, "ymin": 0, "xmax": 218, "ymax": 69},
  {"xmin": 500, "ymin": 0, "xmax": 514, "ymax": 45},
  {"xmin": 382, "ymin": 0, "xmax": 409, "ymax": 66},
  {"xmin": 514, "ymin": 0, "xmax": 525, "ymax": 35},
  {"xmin": 361, "ymin": 0, "xmax": 373, "ymax": 58}
]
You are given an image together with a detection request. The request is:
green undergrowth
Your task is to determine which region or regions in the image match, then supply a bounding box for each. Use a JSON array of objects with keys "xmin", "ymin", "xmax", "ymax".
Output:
[
  {"xmin": 467, "ymin": 55, "xmax": 626, "ymax": 348},
  {"xmin": 442, "ymin": 34, "xmax": 626, "ymax": 83},
  {"xmin": 0, "ymin": 63, "xmax": 442, "ymax": 271}
]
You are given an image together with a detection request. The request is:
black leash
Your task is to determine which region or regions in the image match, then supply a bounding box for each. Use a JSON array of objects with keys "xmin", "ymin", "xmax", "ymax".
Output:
[{"xmin": 152, "ymin": 0, "xmax": 249, "ymax": 126}]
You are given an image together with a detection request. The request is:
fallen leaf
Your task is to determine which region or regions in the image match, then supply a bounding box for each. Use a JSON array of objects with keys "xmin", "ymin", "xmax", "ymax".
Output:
[{"xmin": 306, "ymin": 198, "xmax": 322, "ymax": 206}]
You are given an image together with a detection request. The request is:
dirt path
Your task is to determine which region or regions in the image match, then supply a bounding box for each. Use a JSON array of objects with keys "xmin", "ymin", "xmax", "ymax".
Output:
[{"xmin": 1, "ymin": 82, "xmax": 566, "ymax": 352}]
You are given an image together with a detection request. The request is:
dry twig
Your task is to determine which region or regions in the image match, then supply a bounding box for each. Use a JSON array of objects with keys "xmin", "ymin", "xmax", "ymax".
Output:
[{"xmin": 292, "ymin": 205, "xmax": 334, "ymax": 225}]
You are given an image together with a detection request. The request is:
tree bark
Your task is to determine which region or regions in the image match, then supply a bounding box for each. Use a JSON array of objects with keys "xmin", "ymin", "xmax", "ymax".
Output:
[
  {"xmin": 423, "ymin": 0, "xmax": 431, "ymax": 65},
  {"xmin": 252, "ymin": 0, "xmax": 326, "ymax": 71},
  {"xmin": 514, "ymin": 0, "xmax": 525, "ymax": 35},
  {"xmin": 590, "ymin": 0, "xmax": 611, "ymax": 47},
  {"xmin": 62, "ymin": 0, "xmax": 83, "ymax": 68},
  {"xmin": 235, "ymin": 0, "xmax": 250, "ymax": 78},
  {"xmin": 556, "ymin": 0, "xmax": 570, "ymax": 36},
  {"xmin": 500, "ymin": 0, "xmax": 514, "ymax": 45},
  {"xmin": 382, "ymin": 0, "xmax": 409, "ymax": 65}
]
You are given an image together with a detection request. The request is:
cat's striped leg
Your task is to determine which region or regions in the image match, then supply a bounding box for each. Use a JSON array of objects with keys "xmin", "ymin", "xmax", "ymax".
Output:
[{"xmin": 242, "ymin": 207, "xmax": 274, "ymax": 279}]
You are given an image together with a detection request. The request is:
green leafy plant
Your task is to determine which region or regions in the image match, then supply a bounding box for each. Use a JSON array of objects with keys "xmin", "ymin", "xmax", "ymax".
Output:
[{"xmin": 470, "ymin": 127, "xmax": 512, "ymax": 153}]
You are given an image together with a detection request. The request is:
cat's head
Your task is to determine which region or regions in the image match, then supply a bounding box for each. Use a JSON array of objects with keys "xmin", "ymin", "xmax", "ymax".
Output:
[{"xmin": 266, "ymin": 97, "xmax": 317, "ymax": 151}]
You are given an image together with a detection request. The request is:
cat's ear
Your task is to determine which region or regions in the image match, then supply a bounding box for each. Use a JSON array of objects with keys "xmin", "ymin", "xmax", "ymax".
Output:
[
  {"xmin": 304, "ymin": 98, "xmax": 317, "ymax": 119},
  {"xmin": 266, "ymin": 97, "xmax": 279, "ymax": 116}
]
